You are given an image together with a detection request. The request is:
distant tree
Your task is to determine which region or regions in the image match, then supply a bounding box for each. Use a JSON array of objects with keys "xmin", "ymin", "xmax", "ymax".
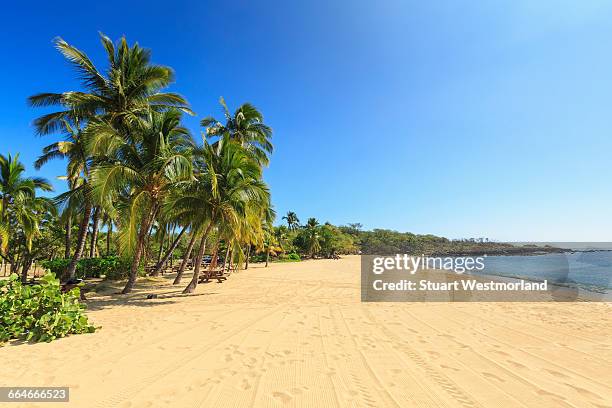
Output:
[
  {"xmin": 282, "ymin": 211, "xmax": 300, "ymax": 231},
  {"xmin": 305, "ymin": 218, "xmax": 321, "ymax": 258}
]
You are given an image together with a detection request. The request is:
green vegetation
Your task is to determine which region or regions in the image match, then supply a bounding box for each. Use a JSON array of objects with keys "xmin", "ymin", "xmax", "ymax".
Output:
[
  {"xmin": 340, "ymin": 227, "xmax": 564, "ymax": 256},
  {"xmin": 0, "ymin": 33, "xmax": 564, "ymax": 346},
  {"xmin": 40, "ymin": 256, "xmax": 134, "ymax": 280},
  {"xmin": 0, "ymin": 273, "xmax": 95, "ymax": 344},
  {"xmin": 259, "ymin": 215, "xmax": 358, "ymax": 261},
  {"xmin": 1, "ymin": 33, "xmax": 276, "ymax": 299}
]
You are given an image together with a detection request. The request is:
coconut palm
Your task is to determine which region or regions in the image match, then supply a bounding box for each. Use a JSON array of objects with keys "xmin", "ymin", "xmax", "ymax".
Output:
[
  {"xmin": 28, "ymin": 33, "xmax": 191, "ymax": 137},
  {"xmin": 283, "ymin": 211, "xmax": 300, "ymax": 231},
  {"xmin": 10, "ymin": 194, "xmax": 57, "ymax": 282},
  {"xmin": 29, "ymin": 34, "xmax": 193, "ymax": 280},
  {"xmin": 201, "ymin": 97, "xmax": 272, "ymax": 166},
  {"xmin": 34, "ymin": 116, "xmax": 92, "ymax": 279},
  {"xmin": 0, "ymin": 153, "xmax": 53, "ymax": 252},
  {"xmin": 88, "ymin": 109, "xmax": 194, "ymax": 293},
  {"xmin": 274, "ymin": 225, "xmax": 289, "ymax": 254},
  {"xmin": 305, "ymin": 217, "xmax": 321, "ymax": 258},
  {"xmin": 262, "ymin": 206, "xmax": 276, "ymax": 267},
  {"xmin": 173, "ymin": 232, "xmax": 197, "ymax": 285},
  {"xmin": 171, "ymin": 138, "xmax": 270, "ymax": 293}
]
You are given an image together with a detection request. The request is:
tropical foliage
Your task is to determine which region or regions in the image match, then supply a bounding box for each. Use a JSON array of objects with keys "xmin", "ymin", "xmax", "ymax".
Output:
[
  {"xmin": 0, "ymin": 33, "xmax": 275, "ymax": 298},
  {"xmin": 0, "ymin": 273, "xmax": 95, "ymax": 344}
]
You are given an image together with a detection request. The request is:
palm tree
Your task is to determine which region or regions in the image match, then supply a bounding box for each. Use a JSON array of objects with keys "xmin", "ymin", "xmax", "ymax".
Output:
[
  {"xmin": 34, "ymin": 115, "xmax": 92, "ymax": 280},
  {"xmin": 262, "ymin": 206, "xmax": 276, "ymax": 267},
  {"xmin": 173, "ymin": 232, "xmax": 197, "ymax": 285},
  {"xmin": 274, "ymin": 225, "xmax": 289, "ymax": 254},
  {"xmin": 283, "ymin": 211, "xmax": 300, "ymax": 231},
  {"xmin": 0, "ymin": 153, "xmax": 53, "ymax": 252},
  {"xmin": 171, "ymin": 138, "xmax": 270, "ymax": 293},
  {"xmin": 28, "ymin": 33, "xmax": 191, "ymax": 137},
  {"xmin": 1, "ymin": 153, "xmax": 52, "ymax": 218},
  {"xmin": 30, "ymin": 34, "xmax": 192, "ymax": 280},
  {"xmin": 239, "ymin": 208, "xmax": 265, "ymax": 270},
  {"xmin": 11, "ymin": 194, "xmax": 56, "ymax": 282},
  {"xmin": 201, "ymin": 97, "xmax": 272, "ymax": 166},
  {"xmin": 89, "ymin": 109, "xmax": 194, "ymax": 293},
  {"xmin": 305, "ymin": 217, "xmax": 321, "ymax": 258}
]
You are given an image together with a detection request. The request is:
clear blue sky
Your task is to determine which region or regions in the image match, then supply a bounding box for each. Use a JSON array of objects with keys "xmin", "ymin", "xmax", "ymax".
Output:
[{"xmin": 1, "ymin": 0, "xmax": 611, "ymax": 241}]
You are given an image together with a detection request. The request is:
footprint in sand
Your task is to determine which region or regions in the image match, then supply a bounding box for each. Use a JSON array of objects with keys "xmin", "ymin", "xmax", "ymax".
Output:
[
  {"xmin": 544, "ymin": 369, "xmax": 568, "ymax": 379},
  {"xmin": 440, "ymin": 364, "xmax": 459, "ymax": 372},
  {"xmin": 272, "ymin": 391, "xmax": 293, "ymax": 405},
  {"xmin": 241, "ymin": 379, "xmax": 251, "ymax": 390},
  {"xmin": 506, "ymin": 360, "xmax": 526, "ymax": 369},
  {"xmin": 482, "ymin": 372, "xmax": 505, "ymax": 382}
]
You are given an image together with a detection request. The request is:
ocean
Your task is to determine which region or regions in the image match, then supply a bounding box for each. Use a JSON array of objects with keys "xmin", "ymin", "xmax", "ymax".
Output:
[{"xmin": 472, "ymin": 250, "xmax": 612, "ymax": 295}]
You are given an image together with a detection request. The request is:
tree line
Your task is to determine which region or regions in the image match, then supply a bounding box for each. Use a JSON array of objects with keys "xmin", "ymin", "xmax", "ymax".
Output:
[{"xmin": 1, "ymin": 33, "xmax": 275, "ymax": 295}]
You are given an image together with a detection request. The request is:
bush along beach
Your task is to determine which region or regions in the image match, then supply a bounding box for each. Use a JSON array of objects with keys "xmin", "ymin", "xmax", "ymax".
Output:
[{"xmin": 0, "ymin": 273, "xmax": 95, "ymax": 344}]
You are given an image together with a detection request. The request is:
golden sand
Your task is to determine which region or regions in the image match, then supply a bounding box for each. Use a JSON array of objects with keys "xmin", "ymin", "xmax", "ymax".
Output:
[{"xmin": 1, "ymin": 256, "xmax": 611, "ymax": 407}]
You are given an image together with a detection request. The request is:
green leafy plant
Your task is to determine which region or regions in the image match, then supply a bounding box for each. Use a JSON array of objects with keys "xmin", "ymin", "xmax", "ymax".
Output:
[
  {"xmin": 276, "ymin": 252, "xmax": 301, "ymax": 262},
  {"xmin": 287, "ymin": 253, "xmax": 301, "ymax": 261},
  {"xmin": 0, "ymin": 273, "xmax": 96, "ymax": 344},
  {"xmin": 40, "ymin": 256, "xmax": 136, "ymax": 280}
]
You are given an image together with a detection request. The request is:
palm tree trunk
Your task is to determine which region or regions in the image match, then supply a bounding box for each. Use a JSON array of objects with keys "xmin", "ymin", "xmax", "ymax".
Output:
[
  {"xmin": 208, "ymin": 242, "xmax": 219, "ymax": 271},
  {"xmin": 151, "ymin": 226, "xmax": 187, "ymax": 276},
  {"xmin": 64, "ymin": 217, "xmax": 72, "ymax": 259},
  {"xmin": 183, "ymin": 235, "xmax": 207, "ymax": 294},
  {"xmin": 173, "ymin": 233, "xmax": 196, "ymax": 285},
  {"xmin": 157, "ymin": 227, "xmax": 167, "ymax": 264},
  {"xmin": 106, "ymin": 218, "xmax": 112, "ymax": 256},
  {"xmin": 224, "ymin": 245, "xmax": 231, "ymax": 272},
  {"xmin": 265, "ymin": 246, "xmax": 270, "ymax": 267},
  {"xmin": 89, "ymin": 207, "xmax": 101, "ymax": 258},
  {"xmin": 122, "ymin": 205, "xmax": 158, "ymax": 294},
  {"xmin": 244, "ymin": 245, "xmax": 251, "ymax": 269},
  {"xmin": 1, "ymin": 196, "xmax": 7, "ymax": 221},
  {"xmin": 64, "ymin": 201, "xmax": 92, "ymax": 281},
  {"xmin": 183, "ymin": 223, "xmax": 214, "ymax": 294},
  {"xmin": 151, "ymin": 227, "xmax": 167, "ymax": 276}
]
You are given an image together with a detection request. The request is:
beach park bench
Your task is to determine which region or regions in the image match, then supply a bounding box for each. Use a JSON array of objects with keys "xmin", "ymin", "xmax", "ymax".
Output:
[{"xmin": 199, "ymin": 264, "xmax": 228, "ymax": 283}]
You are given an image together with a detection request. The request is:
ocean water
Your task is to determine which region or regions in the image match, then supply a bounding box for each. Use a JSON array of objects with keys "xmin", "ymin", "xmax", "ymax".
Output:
[{"xmin": 472, "ymin": 251, "xmax": 612, "ymax": 294}]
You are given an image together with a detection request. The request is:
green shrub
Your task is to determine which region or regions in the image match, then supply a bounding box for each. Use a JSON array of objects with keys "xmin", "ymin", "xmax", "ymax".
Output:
[
  {"xmin": 250, "ymin": 254, "xmax": 266, "ymax": 263},
  {"xmin": 40, "ymin": 256, "xmax": 134, "ymax": 280},
  {"xmin": 39, "ymin": 258, "xmax": 70, "ymax": 277},
  {"xmin": 276, "ymin": 252, "xmax": 301, "ymax": 262},
  {"xmin": 103, "ymin": 257, "xmax": 138, "ymax": 280},
  {"xmin": 0, "ymin": 273, "xmax": 96, "ymax": 344},
  {"xmin": 287, "ymin": 253, "xmax": 301, "ymax": 261}
]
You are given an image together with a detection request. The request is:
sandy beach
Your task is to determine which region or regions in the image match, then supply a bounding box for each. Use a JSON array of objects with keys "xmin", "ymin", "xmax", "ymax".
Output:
[{"xmin": 1, "ymin": 255, "xmax": 611, "ymax": 408}]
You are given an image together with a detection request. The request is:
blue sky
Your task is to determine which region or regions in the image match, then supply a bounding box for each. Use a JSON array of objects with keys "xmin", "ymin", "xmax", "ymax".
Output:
[{"xmin": 1, "ymin": 0, "xmax": 611, "ymax": 241}]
